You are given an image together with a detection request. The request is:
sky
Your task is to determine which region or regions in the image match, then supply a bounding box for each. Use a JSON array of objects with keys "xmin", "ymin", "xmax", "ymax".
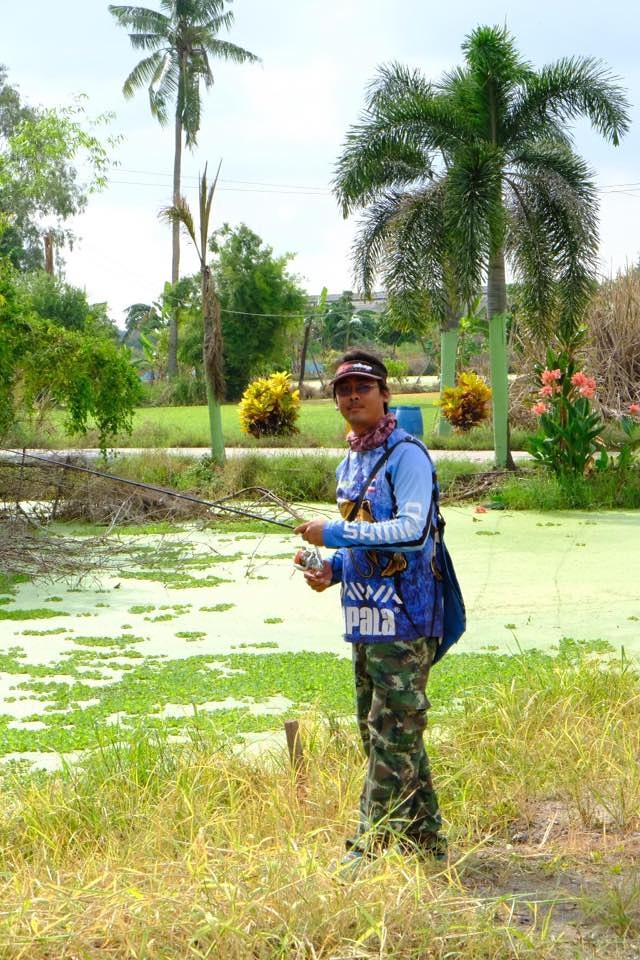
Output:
[{"xmin": 2, "ymin": 0, "xmax": 639, "ymax": 326}]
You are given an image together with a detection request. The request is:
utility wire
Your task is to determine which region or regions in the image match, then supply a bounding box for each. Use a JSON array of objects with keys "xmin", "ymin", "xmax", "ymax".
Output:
[
  {"xmin": 108, "ymin": 166, "xmax": 640, "ymax": 196},
  {"xmin": 107, "ymin": 178, "xmax": 330, "ymax": 197},
  {"xmin": 114, "ymin": 165, "xmax": 640, "ymax": 193},
  {"xmin": 117, "ymin": 168, "xmax": 330, "ymax": 192}
]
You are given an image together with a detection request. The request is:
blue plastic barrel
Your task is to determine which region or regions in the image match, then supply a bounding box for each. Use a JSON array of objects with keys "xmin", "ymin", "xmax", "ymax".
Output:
[{"xmin": 390, "ymin": 405, "xmax": 423, "ymax": 437}]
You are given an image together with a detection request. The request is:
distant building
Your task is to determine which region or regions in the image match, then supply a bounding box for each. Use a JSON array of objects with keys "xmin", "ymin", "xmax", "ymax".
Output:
[{"xmin": 306, "ymin": 291, "xmax": 387, "ymax": 314}]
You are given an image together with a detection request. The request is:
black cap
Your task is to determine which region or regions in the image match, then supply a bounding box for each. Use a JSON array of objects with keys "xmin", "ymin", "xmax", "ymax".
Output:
[{"xmin": 330, "ymin": 359, "xmax": 387, "ymax": 387}]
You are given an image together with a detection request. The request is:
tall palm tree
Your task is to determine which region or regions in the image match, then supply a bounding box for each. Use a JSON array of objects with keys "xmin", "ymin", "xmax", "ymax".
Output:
[
  {"xmin": 334, "ymin": 26, "xmax": 629, "ymax": 466},
  {"xmin": 109, "ymin": 0, "xmax": 259, "ymax": 376},
  {"xmin": 160, "ymin": 163, "xmax": 225, "ymax": 463}
]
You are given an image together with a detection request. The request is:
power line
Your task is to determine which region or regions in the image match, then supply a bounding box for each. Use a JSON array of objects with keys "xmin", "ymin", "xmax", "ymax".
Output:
[
  {"xmin": 105, "ymin": 174, "xmax": 640, "ymax": 201},
  {"xmin": 107, "ymin": 178, "xmax": 331, "ymax": 197},
  {"xmin": 114, "ymin": 165, "xmax": 640, "ymax": 193},
  {"xmin": 117, "ymin": 167, "xmax": 330, "ymax": 192}
]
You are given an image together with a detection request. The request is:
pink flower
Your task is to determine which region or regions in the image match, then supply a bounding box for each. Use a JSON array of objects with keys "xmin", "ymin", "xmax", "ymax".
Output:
[
  {"xmin": 571, "ymin": 372, "xmax": 596, "ymax": 398},
  {"xmin": 629, "ymin": 403, "xmax": 640, "ymax": 416},
  {"xmin": 541, "ymin": 368, "xmax": 562, "ymax": 385},
  {"xmin": 578, "ymin": 385, "xmax": 596, "ymax": 399},
  {"xmin": 539, "ymin": 384, "xmax": 554, "ymax": 398},
  {"xmin": 532, "ymin": 402, "xmax": 549, "ymax": 416}
]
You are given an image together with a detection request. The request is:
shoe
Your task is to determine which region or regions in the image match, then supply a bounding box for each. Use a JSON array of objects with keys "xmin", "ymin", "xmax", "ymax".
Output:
[
  {"xmin": 420, "ymin": 835, "xmax": 448, "ymax": 862},
  {"xmin": 328, "ymin": 849, "xmax": 372, "ymax": 881},
  {"xmin": 400, "ymin": 834, "xmax": 448, "ymax": 862}
]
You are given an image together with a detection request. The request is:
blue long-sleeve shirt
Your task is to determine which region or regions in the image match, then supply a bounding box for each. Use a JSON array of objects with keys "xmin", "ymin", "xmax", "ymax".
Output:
[{"xmin": 324, "ymin": 427, "xmax": 443, "ymax": 643}]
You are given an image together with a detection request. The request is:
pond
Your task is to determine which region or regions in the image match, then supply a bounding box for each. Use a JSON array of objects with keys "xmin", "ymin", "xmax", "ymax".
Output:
[{"xmin": 0, "ymin": 507, "xmax": 637, "ymax": 766}]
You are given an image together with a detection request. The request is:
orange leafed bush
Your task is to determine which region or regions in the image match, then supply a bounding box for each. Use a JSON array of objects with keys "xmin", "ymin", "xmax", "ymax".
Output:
[{"xmin": 439, "ymin": 371, "xmax": 492, "ymax": 432}]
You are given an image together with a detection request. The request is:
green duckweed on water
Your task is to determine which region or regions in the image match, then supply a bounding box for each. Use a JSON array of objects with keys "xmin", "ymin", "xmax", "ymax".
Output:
[
  {"xmin": 117, "ymin": 570, "xmax": 230, "ymax": 589},
  {"xmin": 0, "ymin": 635, "xmax": 623, "ymax": 758},
  {"xmin": 0, "ymin": 511, "xmax": 638, "ymax": 765},
  {"xmin": 0, "ymin": 609, "xmax": 71, "ymax": 621}
]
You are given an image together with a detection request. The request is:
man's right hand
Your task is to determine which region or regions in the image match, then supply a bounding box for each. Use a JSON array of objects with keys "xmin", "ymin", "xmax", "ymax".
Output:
[{"xmin": 303, "ymin": 560, "xmax": 333, "ymax": 592}]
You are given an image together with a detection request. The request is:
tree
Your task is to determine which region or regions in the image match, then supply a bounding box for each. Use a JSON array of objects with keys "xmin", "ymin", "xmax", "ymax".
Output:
[
  {"xmin": 0, "ymin": 66, "xmax": 114, "ymax": 271},
  {"xmin": 15, "ymin": 271, "xmax": 119, "ymax": 340},
  {"xmin": 210, "ymin": 223, "xmax": 307, "ymax": 399},
  {"xmin": 334, "ymin": 26, "xmax": 629, "ymax": 466},
  {"xmin": 0, "ymin": 254, "xmax": 141, "ymax": 451},
  {"xmin": 297, "ymin": 287, "xmax": 326, "ymax": 393},
  {"xmin": 109, "ymin": 0, "xmax": 259, "ymax": 377},
  {"xmin": 161, "ymin": 164, "xmax": 225, "ymax": 463}
]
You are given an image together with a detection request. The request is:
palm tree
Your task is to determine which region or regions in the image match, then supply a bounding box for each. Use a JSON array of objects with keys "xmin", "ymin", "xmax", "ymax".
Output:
[
  {"xmin": 160, "ymin": 163, "xmax": 225, "ymax": 463},
  {"xmin": 334, "ymin": 26, "xmax": 629, "ymax": 466},
  {"xmin": 109, "ymin": 0, "xmax": 259, "ymax": 377}
]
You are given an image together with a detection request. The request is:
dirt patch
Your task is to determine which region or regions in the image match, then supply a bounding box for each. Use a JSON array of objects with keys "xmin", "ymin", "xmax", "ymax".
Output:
[{"xmin": 457, "ymin": 801, "xmax": 640, "ymax": 952}]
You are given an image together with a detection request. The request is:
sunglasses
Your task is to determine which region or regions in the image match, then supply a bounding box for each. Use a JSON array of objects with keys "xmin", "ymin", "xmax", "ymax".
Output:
[{"xmin": 335, "ymin": 381, "xmax": 378, "ymax": 397}]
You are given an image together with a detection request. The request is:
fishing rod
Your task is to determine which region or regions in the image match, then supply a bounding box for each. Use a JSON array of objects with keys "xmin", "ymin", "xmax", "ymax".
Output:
[{"xmin": 5, "ymin": 449, "xmax": 298, "ymax": 530}]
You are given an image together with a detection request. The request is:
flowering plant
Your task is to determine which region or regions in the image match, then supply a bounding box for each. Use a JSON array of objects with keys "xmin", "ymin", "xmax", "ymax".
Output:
[{"xmin": 527, "ymin": 350, "xmax": 606, "ymax": 476}]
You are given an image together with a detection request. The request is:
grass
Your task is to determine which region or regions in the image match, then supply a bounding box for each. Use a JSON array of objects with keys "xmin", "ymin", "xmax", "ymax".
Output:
[
  {"xmin": 49, "ymin": 448, "xmax": 640, "ymax": 514},
  {"xmin": 11, "ymin": 394, "xmax": 535, "ymax": 451},
  {"xmin": 496, "ymin": 465, "xmax": 640, "ymax": 510},
  {"xmin": 11, "ymin": 394, "xmax": 437, "ymax": 449},
  {"xmin": 0, "ymin": 641, "xmax": 638, "ymax": 956},
  {"xmin": 44, "ymin": 450, "xmax": 485, "ymax": 521}
]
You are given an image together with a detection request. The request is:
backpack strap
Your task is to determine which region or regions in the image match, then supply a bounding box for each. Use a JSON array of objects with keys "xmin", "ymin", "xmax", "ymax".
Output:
[
  {"xmin": 345, "ymin": 439, "xmax": 408, "ymax": 522},
  {"xmin": 346, "ymin": 435, "xmax": 439, "ymax": 526}
]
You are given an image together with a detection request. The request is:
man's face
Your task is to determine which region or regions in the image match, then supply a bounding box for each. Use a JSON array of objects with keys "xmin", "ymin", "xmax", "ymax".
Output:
[{"xmin": 335, "ymin": 376, "xmax": 389, "ymax": 433}]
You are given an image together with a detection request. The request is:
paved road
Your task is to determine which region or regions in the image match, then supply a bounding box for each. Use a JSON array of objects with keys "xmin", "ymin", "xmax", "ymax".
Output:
[{"xmin": 3, "ymin": 446, "xmax": 532, "ymax": 464}]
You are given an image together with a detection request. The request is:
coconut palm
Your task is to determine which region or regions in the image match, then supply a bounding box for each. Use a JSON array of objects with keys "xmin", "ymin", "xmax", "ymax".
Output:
[
  {"xmin": 334, "ymin": 25, "xmax": 629, "ymax": 466},
  {"xmin": 109, "ymin": 0, "xmax": 259, "ymax": 376},
  {"xmin": 160, "ymin": 163, "xmax": 225, "ymax": 463}
]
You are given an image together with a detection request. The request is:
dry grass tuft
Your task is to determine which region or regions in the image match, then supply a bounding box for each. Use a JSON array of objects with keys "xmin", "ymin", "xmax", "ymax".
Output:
[
  {"xmin": 0, "ymin": 653, "xmax": 639, "ymax": 957},
  {"xmin": 585, "ymin": 270, "xmax": 640, "ymax": 413}
]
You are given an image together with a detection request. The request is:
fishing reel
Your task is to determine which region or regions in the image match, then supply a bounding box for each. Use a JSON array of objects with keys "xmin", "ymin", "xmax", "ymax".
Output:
[{"xmin": 293, "ymin": 547, "xmax": 324, "ymax": 572}]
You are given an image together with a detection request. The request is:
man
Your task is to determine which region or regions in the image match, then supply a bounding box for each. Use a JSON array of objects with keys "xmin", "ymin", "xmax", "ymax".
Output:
[{"xmin": 294, "ymin": 349, "xmax": 446, "ymax": 870}]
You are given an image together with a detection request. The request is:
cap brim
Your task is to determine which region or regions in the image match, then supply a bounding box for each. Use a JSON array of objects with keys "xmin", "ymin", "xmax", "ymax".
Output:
[{"xmin": 330, "ymin": 371, "xmax": 384, "ymax": 387}]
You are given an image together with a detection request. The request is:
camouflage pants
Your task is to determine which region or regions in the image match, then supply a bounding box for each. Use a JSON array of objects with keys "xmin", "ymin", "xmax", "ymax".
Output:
[{"xmin": 347, "ymin": 636, "xmax": 442, "ymax": 852}]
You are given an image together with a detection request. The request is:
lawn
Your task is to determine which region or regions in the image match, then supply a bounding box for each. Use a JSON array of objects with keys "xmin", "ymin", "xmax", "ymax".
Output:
[{"xmin": 17, "ymin": 394, "xmax": 442, "ymax": 449}]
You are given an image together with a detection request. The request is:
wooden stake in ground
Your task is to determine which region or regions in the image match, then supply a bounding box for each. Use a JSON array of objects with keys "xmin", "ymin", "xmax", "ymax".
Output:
[{"xmin": 284, "ymin": 719, "xmax": 305, "ymax": 777}]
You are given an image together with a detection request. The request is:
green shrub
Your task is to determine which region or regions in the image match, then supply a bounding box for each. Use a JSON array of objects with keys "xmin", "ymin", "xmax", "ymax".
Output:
[
  {"xmin": 238, "ymin": 372, "xmax": 300, "ymax": 438},
  {"xmin": 139, "ymin": 375, "xmax": 206, "ymax": 407},
  {"xmin": 439, "ymin": 371, "xmax": 492, "ymax": 431},
  {"xmin": 383, "ymin": 357, "xmax": 409, "ymax": 384}
]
